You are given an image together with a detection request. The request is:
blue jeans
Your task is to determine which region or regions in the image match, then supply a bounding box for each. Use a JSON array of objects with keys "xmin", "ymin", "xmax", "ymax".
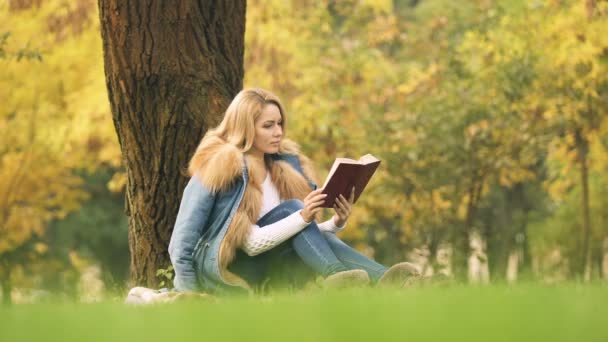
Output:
[{"xmin": 228, "ymin": 200, "xmax": 388, "ymax": 287}]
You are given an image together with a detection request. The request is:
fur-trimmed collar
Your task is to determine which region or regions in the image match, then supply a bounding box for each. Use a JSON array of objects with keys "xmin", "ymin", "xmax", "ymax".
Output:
[{"xmin": 188, "ymin": 136, "xmax": 318, "ymax": 192}]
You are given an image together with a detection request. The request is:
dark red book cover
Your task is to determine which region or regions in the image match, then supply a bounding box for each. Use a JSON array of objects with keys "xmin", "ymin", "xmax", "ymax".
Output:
[{"xmin": 320, "ymin": 155, "xmax": 380, "ymax": 208}]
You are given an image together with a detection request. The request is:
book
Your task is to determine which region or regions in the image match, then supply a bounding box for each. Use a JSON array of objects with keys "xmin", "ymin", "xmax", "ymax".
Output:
[{"xmin": 320, "ymin": 154, "xmax": 381, "ymax": 208}]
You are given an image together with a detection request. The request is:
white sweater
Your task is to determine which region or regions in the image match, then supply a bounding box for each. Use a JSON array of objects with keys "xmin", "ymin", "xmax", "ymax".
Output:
[{"xmin": 241, "ymin": 173, "xmax": 345, "ymax": 256}]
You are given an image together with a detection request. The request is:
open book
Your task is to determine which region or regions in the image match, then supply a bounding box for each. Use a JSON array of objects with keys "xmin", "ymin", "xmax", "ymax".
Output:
[{"xmin": 320, "ymin": 154, "xmax": 381, "ymax": 208}]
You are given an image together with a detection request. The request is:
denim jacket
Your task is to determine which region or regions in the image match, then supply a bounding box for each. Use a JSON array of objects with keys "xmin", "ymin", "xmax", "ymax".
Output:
[{"xmin": 168, "ymin": 152, "xmax": 315, "ymax": 293}]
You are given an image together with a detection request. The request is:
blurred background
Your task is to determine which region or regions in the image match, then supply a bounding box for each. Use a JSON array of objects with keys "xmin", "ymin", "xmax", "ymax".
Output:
[{"xmin": 1, "ymin": 0, "xmax": 607, "ymax": 303}]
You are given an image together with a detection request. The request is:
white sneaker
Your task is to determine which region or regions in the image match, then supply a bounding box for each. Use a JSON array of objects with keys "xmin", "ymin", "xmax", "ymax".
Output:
[
  {"xmin": 377, "ymin": 262, "xmax": 421, "ymax": 287},
  {"xmin": 323, "ymin": 269, "xmax": 371, "ymax": 288}
]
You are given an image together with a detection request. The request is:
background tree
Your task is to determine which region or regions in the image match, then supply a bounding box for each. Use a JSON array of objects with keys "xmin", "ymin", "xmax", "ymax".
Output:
[
  {"xmin": 243, "ymin": 0, "xmax": 608, "ymax": 282},
  {"xmin": 97, "ymin": 0, "xmax": 246, "ymax": 286},
  {"xmin": 0, "ymin": 0, "xmax": 122, "ymax": 303}
]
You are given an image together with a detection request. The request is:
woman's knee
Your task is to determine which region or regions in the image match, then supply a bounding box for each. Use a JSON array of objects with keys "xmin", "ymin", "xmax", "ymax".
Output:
[
  {"xmin": 295, "ymin": 221, "xmax": 322, "ymax": 239},
  {"xmin": 259, "ymin": 200, "xmax": 305, "ymax": 225},
  {"xmin": 322, "ymin": 231, "xmax": 343, "ymax": 243},
  {"xmin": 278, "ymin": 199, "xmax": 304, "ymax": 216}
]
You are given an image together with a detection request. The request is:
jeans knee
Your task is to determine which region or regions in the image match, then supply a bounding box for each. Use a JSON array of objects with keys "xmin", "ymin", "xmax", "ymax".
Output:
[
  {"xmin": 297, "ymin": 221, "xmax": 321, "ymax": 238},
  {"xmin": 280, "ymin": 199, "xmax": 304, "ymax": 214}
]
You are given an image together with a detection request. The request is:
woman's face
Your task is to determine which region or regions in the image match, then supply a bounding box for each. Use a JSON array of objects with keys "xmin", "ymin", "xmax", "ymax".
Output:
[{"xmin": 251, "ymin": 103, "xmax": 283, "ymax": 156}]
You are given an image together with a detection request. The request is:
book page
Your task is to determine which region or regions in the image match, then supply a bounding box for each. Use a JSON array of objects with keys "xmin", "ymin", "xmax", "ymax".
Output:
[
  {"xmin": 335, "ymin": 157, "xmax": 359, "ymax": 163},
  {"xmin": 358, "ymin": 154, "xmax": 379, "ymax": 164}
]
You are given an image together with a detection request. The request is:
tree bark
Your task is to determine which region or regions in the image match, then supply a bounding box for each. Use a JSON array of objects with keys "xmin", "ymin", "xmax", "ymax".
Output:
[
  {"xmin": 1, "ymin": 260, "xmax": 11, "ymax": 306},
  {"xmin": 97, "ymin": 0, "xmax": 246, "ymax": 287},
  {"xmin": 1, "ymin": 278, "xmax": 10, "ymax": 306},
  {"xmin": 518, "ymin": 209, "xmax": 533, "ymax": 278},
  {"xmin": 585, "ymin": 0, "xmax": 597, "ymax": 19},
  {"xmin": 454, "ymin": 179, "xmax": 481, "ymax": 282},
  {"xmin": 575, "ymin": 128, "xmax": 592, "ymax": 281}
]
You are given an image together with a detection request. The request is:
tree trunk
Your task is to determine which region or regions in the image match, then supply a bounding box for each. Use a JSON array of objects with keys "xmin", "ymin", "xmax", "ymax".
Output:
[
  {"xmin": 602, "ymin": 237, "xmax": 608, "ymax": 280},
  {"xmin": 97, "ymin": 0, "xmax": 246, "ymax": 287},
  {"xmin": 454, "ymin": 180, "xmax": 481, "ymax": 282},
  {"xmin": 518, "ymin": 210, "xmax": 533, "ymax": 278},
  {"xmin": 576, "ymin": 128, "xmax": 592, "ymax": 281},
  {"xmin": 1, "ymin": 279, "xmax": 10, "ymax": 306},
  {"xmin": 585, "ymin": 0, "xmax": 597, "ymax": 19},
  {"xmin": 1, "ymin": 260, "xmax": 11, "ymax": 306}
]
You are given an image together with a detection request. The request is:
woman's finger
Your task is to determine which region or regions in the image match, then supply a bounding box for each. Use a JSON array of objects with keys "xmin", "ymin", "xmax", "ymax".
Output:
[
  {"xmin": 306, "ymin": 195, "xmax": 327, "ymax": 207},
  {"xmin": 305, "ymin": 189, "xmax": 324, "ymax": 201},
  {"xmin": 334, "ymin": 204, "xmax": 348, "ymax": 219},
  {"xmin": 333, "ymin": 204, "xmax": 343, "ymax": 215},
  {"xmin": 308, "ymin": 197, "xmax": 327, "ymax": 207},
  {"xmin": 309, "ymin": 198, "xmax": 325, "ymax": 206},
  {"xmin": 309, "ymin": 201, "xmax": 326, "ymax": 209},
  {"xmin": 309, "ymin": 192, "xmax": 327, "ymax": 200},
  {"xmin": 339, "ymin": 195, "xmax": 351, "ymax": 207},
  {"xmin": 338, "ymin": 194, "xmax": 352, "ymax": 208},
  {"xmin": 337, "ymin": 197, "xmax": 350, "ymax": 212},
  {"xmin": 312, "ymin": 193, "xmax": 328, "ymax": 202},
  {"xmin": 335, "ymin": 199, "xmax": 346, "ymax": 212},
  {"xmin": 310, "ymin": 207, "xmax": 323, "ymax": 215},
  {"xmin": 337, "ymin": 195, "xmax": 348, "ymax": 207},
  {"xmin": 349, "ymin": 187, "xmax": 356, "ymax": 203}
]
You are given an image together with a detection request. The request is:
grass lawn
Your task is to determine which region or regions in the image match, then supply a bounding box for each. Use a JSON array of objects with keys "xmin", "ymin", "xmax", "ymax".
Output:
[{"xmin": 1, "ymin": 284, "xmax": 606, "ymax": 342}]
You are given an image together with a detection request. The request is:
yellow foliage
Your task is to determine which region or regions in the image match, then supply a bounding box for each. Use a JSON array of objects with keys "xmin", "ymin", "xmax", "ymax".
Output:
[
  {"xmin": 360, "ymin": 0, "xmax": 393, "ymax": 14},
  {"xmin": 432, "ymin": 190, "xmax": 452, "ymax": 211},
  {"xmin": 243, "ymin": 0, "xmax": 608, "ymax": 257},
  {"xmin": 457, "ymin": 193, "xmax": 470, "ymax": 221},
  {"xmin": 108, "ymin": 171, "xmax": 127, "ymax": 193},
  {"xmin": 34, "ymin": 243, "xmax": 48, "ymax": 254},
  {"xmin": 499, "ymin": 167, "xmax": 536, "ymax": 188},
  {"xmin": 1, "ymin": 0, "xmax": 118, "ymax": 255},
  {"xmin": 397, "ymin": 63, "xmax": 439, "ymax": 97},
  {"xmin": 69, "ymin": 250, "xmax": 90, "ymax": 271}
]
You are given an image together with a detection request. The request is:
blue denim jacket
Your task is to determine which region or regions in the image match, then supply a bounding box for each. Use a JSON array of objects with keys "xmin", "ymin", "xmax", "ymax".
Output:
[{"xmin": 168, "ymin": 153, "xmax": 314, "ymax": 293}]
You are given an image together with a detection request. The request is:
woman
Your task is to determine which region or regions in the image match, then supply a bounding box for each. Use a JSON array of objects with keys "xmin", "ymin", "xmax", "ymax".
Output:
[{"xmin": 168, "ymin": 88, "xmax": 419, "ymax": 294}]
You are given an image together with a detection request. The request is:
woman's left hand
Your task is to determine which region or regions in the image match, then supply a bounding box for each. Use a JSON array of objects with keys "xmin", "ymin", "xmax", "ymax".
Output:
[{"xmin": 333, "ymin": 187, "xmax": 355, "ymax": 227}]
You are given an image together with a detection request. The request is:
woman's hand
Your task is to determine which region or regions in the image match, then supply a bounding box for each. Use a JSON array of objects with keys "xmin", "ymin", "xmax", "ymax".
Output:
[
  {"xmin": 300, "ymin": 189, "xmax": 327, "ymax": 223},
  {"xmin": 333, "ymin": 187, "xmax": 355, "ymax": 227}
]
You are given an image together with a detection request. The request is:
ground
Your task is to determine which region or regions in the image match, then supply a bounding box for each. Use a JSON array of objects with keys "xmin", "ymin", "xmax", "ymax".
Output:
[{"xmin": 1, "ymin": 284, "xmax": 606, "ymax": 342}]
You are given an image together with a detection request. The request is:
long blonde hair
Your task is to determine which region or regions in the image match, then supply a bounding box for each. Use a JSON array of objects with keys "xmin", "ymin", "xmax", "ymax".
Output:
[
  {"xmin": 187, "ymin": 88, "xmax": 305, "ymax": 180},
  {"xmin": 210, "ymin": 88, "xmax": 286, "ymax": 151}
]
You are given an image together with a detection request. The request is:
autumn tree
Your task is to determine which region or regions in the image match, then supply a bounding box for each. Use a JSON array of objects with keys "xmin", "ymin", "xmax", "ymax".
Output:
[
  {"xmin": 459, "ymin": 0, "xmax": 608, "ymax": 280},
  {"xmin": 0, "ymin": 0, "xmax": 110, "ymax": 304},
  {"xmin": 97, "ymin": 0, "xmax": 246, "ymax": 286},
  {"xmin": 243, "ymin": 0, "xmax": 608, "ymax": 282}
]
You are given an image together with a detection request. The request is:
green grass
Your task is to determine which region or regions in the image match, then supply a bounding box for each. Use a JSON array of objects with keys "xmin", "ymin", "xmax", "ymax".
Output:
[{"xmin": 1, "ymin": 284, "xmax": 607, "ymax": 342}]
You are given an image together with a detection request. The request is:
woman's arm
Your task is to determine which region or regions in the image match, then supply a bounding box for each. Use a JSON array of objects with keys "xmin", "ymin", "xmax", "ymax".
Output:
[
  {"xmin": 242, "ymin": 211, "xmax": 309, "ymax": 256},
  {"xmin": 168, "ymin": 176, "xmax": 215, "ymax": 291},
  {"xmin": 242, "ymin": 189, "xmax": 328, "ymax": 256},
  {"xmin": 242, "ymin": 214, "xmax": 345, "ymax": 256}
]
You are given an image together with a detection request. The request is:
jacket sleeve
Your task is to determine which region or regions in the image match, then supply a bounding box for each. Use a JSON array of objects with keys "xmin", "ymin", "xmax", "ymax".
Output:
[{"xmin": 168, "ymin": 176, "xmax": 215, "ymax": 292}]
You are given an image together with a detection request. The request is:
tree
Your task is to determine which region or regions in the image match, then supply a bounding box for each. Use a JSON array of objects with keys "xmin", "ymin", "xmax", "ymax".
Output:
[
  {"xmin": 532, "ymin": 0, "xmax": 607, "ymax": 280},
  {"xmin": 0, "ymin": 0, "xmax": 109, "ymax": 304},
  {"xmin": 458, "ymin": 0, "xmax": 608, "ymax": 280},
  {"xmin": 97, "ymin": 0, "xmax": 246, "ymax": 286}
]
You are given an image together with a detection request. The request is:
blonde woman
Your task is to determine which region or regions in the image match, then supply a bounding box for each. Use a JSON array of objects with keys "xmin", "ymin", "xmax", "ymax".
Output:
[{"xmin": 168, "ymin": 88, "xmax": 419, "ymax": 293}]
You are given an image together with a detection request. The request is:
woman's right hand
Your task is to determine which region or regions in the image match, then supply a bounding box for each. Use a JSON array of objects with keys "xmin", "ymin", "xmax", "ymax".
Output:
[{"xmin": 300, "ymin": 189, "xmax": 327, "ymax": 223}]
